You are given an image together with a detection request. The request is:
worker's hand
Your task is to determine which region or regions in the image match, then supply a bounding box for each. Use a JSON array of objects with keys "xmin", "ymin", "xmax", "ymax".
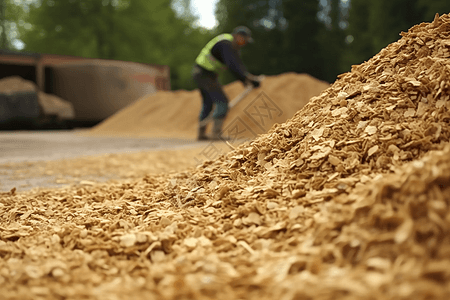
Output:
[
  {"xmin": 250, "ymin": 79, "xmax": 261, "ymax": 88},
  {"xmin": 246, "ymin": 74, "xmax": 262, "ymax": 88}
]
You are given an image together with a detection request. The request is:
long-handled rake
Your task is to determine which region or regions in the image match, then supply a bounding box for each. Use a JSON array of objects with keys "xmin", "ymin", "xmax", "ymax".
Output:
[{"xmin": 199, "ymin": 75, "xmax": 265, "ymax": 127}]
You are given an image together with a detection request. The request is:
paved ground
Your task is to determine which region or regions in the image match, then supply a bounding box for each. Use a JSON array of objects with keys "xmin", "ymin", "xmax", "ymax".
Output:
[
  {"xmin": 0, "ymin": 129, "xmax": 203, "ymax": 191},
  {"xmin": 0, "ymin": 129, "xmax": 197, "ymax": 164}
]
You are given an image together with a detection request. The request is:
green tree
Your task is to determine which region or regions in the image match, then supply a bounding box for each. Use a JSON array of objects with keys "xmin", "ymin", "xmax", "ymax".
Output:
[
  {"xmin": 0, "ymin": 0, "xmax": 26, "ymax": 50},
  {"xmin": 215, "ymin": 0, "xmax": 350, "ymax": 84},
  {"xmin": 343, "ymin": 0, "xmax": 431, "ymax": 71},
  {"xmin": 315, "ymin": 0, "xmax": 347, "ymax": 82},
  {"xmin": 369, "ymin": 0, "xmax": 425, "ymax": 53},
  {"xmin": 16, "ymin": 0, "xmax": 214, "ymax": 90},
  {"xmin": 0, "ymin": 0, "xmax": 6, "ymax": 48},
  {"xmin": 417, "ymin": 0, "xmax": 450, "ymax": 22},
  {"xmin": 280, "ymin": 0, "xmax": 324, "ymax": 79},
  {"xmin": 340, "ymin": 0, "xmax": 371, "ymax": 68},
  {"xmin": 19, "ymin": 0, "xmax": 171, "ymax": 60}
]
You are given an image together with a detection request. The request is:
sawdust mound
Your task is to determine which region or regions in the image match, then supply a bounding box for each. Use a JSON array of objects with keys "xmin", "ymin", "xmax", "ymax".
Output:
[
  {"xmin": 0, "ymin": 76, "xmax": 35, "ymax": 94},
  {"xmin": 89, "ymin": 73, "xmax": 329, "ymax": 139},
  {"xmin": 2, "ymin": 14, "xmax": 450, "ymax": 300}
]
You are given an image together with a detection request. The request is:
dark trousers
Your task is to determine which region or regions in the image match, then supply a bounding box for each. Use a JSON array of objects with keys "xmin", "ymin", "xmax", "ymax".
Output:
[{"xmin": 192, "ymin": 65, "xmax": 229, "ymax": 121}]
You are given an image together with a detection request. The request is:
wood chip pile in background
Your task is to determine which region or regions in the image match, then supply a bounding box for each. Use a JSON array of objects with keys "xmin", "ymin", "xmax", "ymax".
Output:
[
  {"xmin": 0, "ymin": 76, "xmax": 35, "ymax": 94},
  {"xmin": 88, "ymin": 73, "xmax": 329, "ymax": 139},
  {"xmin": 0, "ymin": 76, "xmax": 74, "ymax": 120},
  {"xmin": 1, "ymin": 13, "xmax": 450, "ymax": 300}
]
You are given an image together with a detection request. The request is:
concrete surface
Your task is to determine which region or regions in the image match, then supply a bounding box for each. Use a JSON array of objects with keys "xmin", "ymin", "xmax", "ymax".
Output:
[
  {"xmin": 0, "ymin": 129, "xmax": 197, "ymax": 164},
  {"xmin": 0, "ymin": 129, "xmax": 202, "ymax": 191}
]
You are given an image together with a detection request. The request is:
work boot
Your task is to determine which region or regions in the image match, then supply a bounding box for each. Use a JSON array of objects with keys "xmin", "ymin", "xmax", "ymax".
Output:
[
  {"xmin": 211, "ymin": 118, "xmax": 228, "ymax": 140},
  {"xmin": 197, "ymin": 124, "xmax": 208, "ymax": 141}
]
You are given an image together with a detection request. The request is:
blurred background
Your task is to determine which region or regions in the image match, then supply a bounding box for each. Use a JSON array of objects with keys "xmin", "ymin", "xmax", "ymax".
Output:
[{"xmin": 0, "ymin": 0, "xmax": 449, "ymax": 128}]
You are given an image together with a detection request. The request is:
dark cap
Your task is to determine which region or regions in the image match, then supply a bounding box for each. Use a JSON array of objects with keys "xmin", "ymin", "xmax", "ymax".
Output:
[{"xmin": 232, "ymin": 26, "xmax": 254, "ymax": 43}]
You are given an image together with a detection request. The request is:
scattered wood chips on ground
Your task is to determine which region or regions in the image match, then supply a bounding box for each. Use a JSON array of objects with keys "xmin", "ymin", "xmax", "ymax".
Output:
[
  {"xmin": 0, "ymin": 145, "xmax": 222, "ymax": 190},
  {"xmin": 2, "ymin": 13, "xmax": 450, "ymax": 300}
]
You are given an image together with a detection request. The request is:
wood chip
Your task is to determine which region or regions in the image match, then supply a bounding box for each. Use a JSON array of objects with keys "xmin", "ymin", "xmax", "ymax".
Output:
[{"xmin": 3, "ymin": 13, "xmax": 450, "ymax": 300}]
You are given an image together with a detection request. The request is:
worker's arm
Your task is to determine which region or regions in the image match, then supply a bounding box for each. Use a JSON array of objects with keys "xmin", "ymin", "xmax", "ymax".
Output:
[{"xmin": 211, "ymin": 40, "xmax": 249, "ymax": 84}]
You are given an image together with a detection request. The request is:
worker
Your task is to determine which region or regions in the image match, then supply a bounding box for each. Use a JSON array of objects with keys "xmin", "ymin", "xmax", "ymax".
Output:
[{"xmin": 192, "ymin": 25, "xmax": 261, "ymax": 141}]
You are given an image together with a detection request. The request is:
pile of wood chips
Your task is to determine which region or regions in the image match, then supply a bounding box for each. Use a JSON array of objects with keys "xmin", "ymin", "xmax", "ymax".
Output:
[
  {"xmin": 0, "ymin": 76, "xmax": 36, "ymax": 94},
  {"xmin": 0, "ymin": 76, "xmax": 74, "ymax": 120},
  {"xmin": 88, "ymin": 73, "xmax": 329, "ymax": 139},
  {"xmin": 2, "ymin": 13, "xmax": 450, "ymax": 300}
]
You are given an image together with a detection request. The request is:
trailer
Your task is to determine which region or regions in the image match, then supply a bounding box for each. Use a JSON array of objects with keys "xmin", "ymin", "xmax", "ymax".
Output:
[{"xmin": 0, "ymin": 50, "xmax": 170, "ymax": 128}]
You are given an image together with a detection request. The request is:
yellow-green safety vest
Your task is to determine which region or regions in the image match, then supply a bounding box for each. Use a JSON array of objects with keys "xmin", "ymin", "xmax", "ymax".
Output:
[{"xmin": 195, "ymin": 33, "xmax": 233, "ymax": 74}]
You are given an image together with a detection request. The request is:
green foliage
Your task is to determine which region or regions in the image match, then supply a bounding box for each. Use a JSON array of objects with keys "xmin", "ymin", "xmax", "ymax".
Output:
[
  {"xmin": 368, "ymin": 0, "xmax": 425, "ymax": 52},
  {"xmin": 417, "ymin": 0, "xmax": 450, "ymax": 23},
  {"xmin": 315, "ymin": 0, "xmax": 348, "ymax": 82},
  {"xmin": 340, "ymin": 0, "xmax": 372, "ymax": 68},
  {"xmin": 0, "ymin": 0, "xmax": 7, "ymax": 48},
  {"xmin": 215, "ymin": 0, "xmax": 450, "ymax": 85},
  {"xmin": 19, "ymin": 0, "xmax": 181, "ymax": 61},
  {"xmin": 215, "ymin": 0, "xmax": 340, "ymax": 83},
  {"xmin": 4, "ymin": 0, "xmax": 450, "ymax": 90},
  {"xmin": 0, "ymin": 0, "xmax": 27, "ymax": 49},
  {"xmin": 14, "ymin": 0, "xmax": 214, "ymax": 90},
  {"xmin": 281, "ymin": 0, "xmax": 324, "ymax": 78},
  {"xmin": 343, "ymin": 0, "xmax": 441, "ymax": 71}
]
